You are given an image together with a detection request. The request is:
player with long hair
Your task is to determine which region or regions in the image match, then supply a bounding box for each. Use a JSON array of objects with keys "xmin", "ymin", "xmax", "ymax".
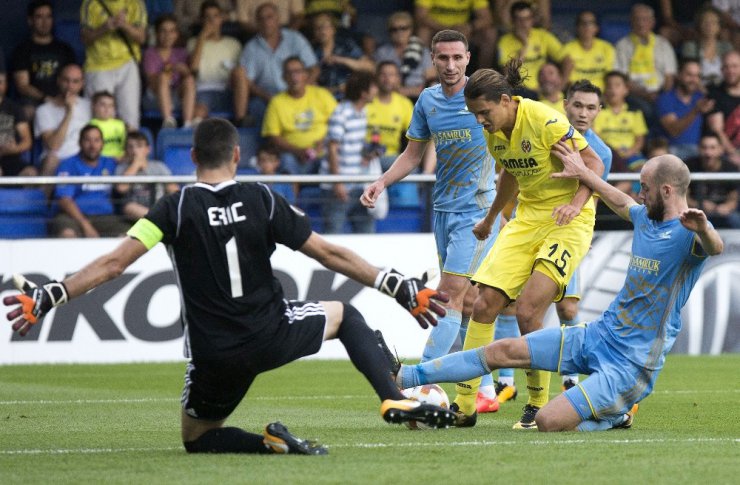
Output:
[{"xmin": 449, "ymin": 58, "xmax": 605, "ymax": 429}]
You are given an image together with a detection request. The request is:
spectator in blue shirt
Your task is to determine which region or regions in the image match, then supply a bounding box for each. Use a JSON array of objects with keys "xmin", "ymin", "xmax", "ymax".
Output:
[
  {"xmin": 49, "ymin": 124, "xmax": 130, "ymax": 238},
  {"xmin": 657, "ymin": 59, "xmax": 716, "ymax": 161},
  {"xmin": 239, "ymin": 2, "xmax": 318, "ymax": 123}
]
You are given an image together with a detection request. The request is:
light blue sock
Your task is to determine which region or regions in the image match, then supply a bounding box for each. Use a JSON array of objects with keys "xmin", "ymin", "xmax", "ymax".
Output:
[
  {"xmin": 421, "ymin": 309, "xmax": 462, "ymax": 362},
  {"xmin": 459, "ymin": 316, "xmax": 494, "ymax": 391},
  {"xmin": 495, "ymin": 314, "xmax": 519, "ymax": 381},
  {"xmin": 401, "ymin": 348, "xmax": 490, "ymax": 388},
  {"xmin": 577, "ymin": 413, "xmax": 625, "ymax": 432},
  {"xmin": 560, "ymin": 317, "xmax": 579, "ymax": 383}
]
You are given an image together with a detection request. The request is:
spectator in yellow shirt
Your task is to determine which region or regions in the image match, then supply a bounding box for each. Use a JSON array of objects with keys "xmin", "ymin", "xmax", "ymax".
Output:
[
  {"xmin": 561, "ymin": 11, "xmax": 616, "ymax": 91},
  {"xmin": 593, "ymin": 71, "xmax": 648, "ymax": 196},
  {"xmin": 414, "ymin": 0, "xmax": 497, "ymax": 70},
  {"xmin": 80, "ymin": 0, "xmax": 147, "ymax": 129},
  {"xmin": 497, "ymin": 1, "xmax": 572, "ymax": 91},
  {"xmin": 261, "ymin": 56, "xmax": 337, "ymax": 174}
]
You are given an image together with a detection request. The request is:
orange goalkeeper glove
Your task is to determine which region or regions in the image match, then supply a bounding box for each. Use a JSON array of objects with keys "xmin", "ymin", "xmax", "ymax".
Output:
[
  {"xmin": 375, "ymin": 269, "xmax": 449, "ymax": 329},
  {"xmin": 4, "ymin": 274, "xmax": 68, "ymax": 336}
]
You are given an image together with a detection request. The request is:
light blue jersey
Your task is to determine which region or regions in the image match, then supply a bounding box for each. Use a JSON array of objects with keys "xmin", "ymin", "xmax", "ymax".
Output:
[
  {"xmin": 584, "ymin": 128, "xmax": 612, "ymax": 181},
  {"xmin": 595, "ymin": 205, "xmax": 709, "ymax": 371},
  {"xmin": 406, "ymin": 82, "xmax": 496, "ymax": 213}
]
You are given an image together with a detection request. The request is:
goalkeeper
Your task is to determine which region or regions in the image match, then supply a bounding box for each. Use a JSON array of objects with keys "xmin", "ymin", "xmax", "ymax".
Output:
[{"xmin": 4, "ymin": 118, "xmax": 453, "ymax": 456}]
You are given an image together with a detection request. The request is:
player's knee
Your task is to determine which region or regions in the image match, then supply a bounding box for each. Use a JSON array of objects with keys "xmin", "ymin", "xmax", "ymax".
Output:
[
  {"xmin": 534, "ymin": 410, "xmax": 561, "ymax": 432},
  {"xmin": 338, "ymin": 303, "xmax": 365, "ymax": 333},
  {"xmin": 515, "ymin": 303, "xmax": 543, "ymax": 334},
  {"xmin": 556, "ymin": 300, "xmax": 578, "ymax": 321}
]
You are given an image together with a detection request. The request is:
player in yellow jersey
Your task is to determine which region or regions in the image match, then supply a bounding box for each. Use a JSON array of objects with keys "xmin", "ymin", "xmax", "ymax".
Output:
[{"xmin": 450, "ymin": 58, "xmax": 605, "ymax": 429}]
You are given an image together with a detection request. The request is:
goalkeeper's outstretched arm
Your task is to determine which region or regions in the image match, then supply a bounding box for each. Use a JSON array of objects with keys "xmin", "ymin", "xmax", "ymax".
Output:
[{"xmin": 3, "ymin": 237, "xmax": 148, "ymax": 336}]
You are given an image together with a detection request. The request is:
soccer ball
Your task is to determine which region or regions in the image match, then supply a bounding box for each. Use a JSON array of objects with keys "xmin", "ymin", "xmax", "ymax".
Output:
[{"xmin": 401, "ymin": 384, "xmax": 450, "ymax": 430}]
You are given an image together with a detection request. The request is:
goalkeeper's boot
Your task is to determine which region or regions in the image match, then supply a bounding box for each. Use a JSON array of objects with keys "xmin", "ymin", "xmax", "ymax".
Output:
[
  {"xmin": 381, "ymin": 399, "xmax": 455, "ymax": 429},
  {"xmin": 495, "ymin": 380, "xmax": 518, "ymax": 403},
  {"xmin": 374, "ymin": 330, "xmax": 402, "ymax": 378},
  {"xmin": 512, "ymin": 404, "xmax": 540, "ymax": 430},
  {"xmin": 475, "ymin": 392, "xmax": 500, "ymax": 413},
  {"xmin": 263, "ymin": 422, "xmax": 328, "ymax": 455},
  {"xmin": 612, "ymin": 404, "xmax": 639, "ymax": 430},
  {"xmin": 449, "ymin": 402, "xmax": 477, "ymax": 428}
]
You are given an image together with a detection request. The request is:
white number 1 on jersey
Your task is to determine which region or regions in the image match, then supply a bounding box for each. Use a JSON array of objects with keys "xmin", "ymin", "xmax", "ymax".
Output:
[{"xmin": 225, "ymin": 236, "xmax": 243, "ymax": 298}]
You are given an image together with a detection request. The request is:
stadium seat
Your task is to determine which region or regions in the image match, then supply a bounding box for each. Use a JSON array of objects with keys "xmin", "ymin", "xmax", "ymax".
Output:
[
  {"xmin": 388, "ymin": 182, "xmax": 420, "ymax": 208},
  {"xmin": 163, "ymin": 146, "xmax": 196, "ymax": 175},
  {"xmin": 0, "ymin": 188, "xmax": 49, "ymax": 238}
]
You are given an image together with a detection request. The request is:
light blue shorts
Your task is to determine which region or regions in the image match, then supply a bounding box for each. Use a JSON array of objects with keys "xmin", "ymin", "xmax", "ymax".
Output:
[
  {"xmin": 563, "ymin": 268, "xmax": 580, "ymax": 299},
  {"xmin": 526, "ymin": 322, "xmax": 657, "ymax": 421},
  {"xmin": 433, "ymin": 209, "xmax": 500, "ymax": 278}
]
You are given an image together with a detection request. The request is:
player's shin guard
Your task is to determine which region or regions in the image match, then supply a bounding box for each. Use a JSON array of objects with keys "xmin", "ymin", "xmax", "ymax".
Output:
[
  {"xmin": 560, "ymin": 317, "xmax": 579, "ymax": 387},
  {"xmin": 494, "ymin": 314, "xmax": 520, "ymax": 385},
  {"xmin": 338, "ymin": 304, "xmax": 404, "ymax": 401},
  {"xmin": 453, "ymin": 319, "xmax": 494, "ymax": 415},
  {"xmin": 421, "ymin": 309, "xmax": 462, "ymax": 362},
  {"xmin": 183, "ymin": 427, "xmax": 268, "ymax": 454},
  {"xmin": 525, "ymin": 369, "xmax": 551, "ymax": 408}
]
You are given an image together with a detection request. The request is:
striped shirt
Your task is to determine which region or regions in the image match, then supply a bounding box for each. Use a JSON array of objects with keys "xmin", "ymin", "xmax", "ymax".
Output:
[{"xmin": 320, "ymin": 100, "xmax": 369, "ymax": 189}]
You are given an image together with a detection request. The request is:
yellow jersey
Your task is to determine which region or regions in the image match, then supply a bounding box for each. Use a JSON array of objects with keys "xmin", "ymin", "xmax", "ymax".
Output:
[
  {"xmin": 486, "ymin": 97, "xmax": 591, "ymax": 220},
  {"xmin": 538, "ymin": 92, "xmax": 565, "ymax": 114},
  {"xmin": 416, "ymin": 0, "xmax": 489, "ymax": 26},
  {"xmin": 261, "ymin": 86, "xmax": 338, "ymax": 149},
  {"xmin": 366, "ymin": 93, "xmax": 414, "ymax": 156},
  {"xmin": 592, "ymin": 104, "xmax": 648, "ymax": 151},
  {"xmin": 81, "ymin": 0, "xmax": 147, "ymax": 71},
  {"xmin": 562, "ymin": 38, "xmax": 616, "ymax": 91},
  {"xmin": 498, "ymin": 28, "xmax": 564, "ymax": 91}
]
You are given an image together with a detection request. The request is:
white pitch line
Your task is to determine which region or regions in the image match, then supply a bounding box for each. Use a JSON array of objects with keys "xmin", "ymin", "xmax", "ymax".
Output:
[
  {"xmin": 1, "ymin": 389, "xmax": 738, "ymax": 406},
  {"xmin": 1, "ymin": 438, "xmax": 737, "ymax": 456},
  {"xmin": 0, "ymin": 395, "xmax": 368, "ymax": 405}
]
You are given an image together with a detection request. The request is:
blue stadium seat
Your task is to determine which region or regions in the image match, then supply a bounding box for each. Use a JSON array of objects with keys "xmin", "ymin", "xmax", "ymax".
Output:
[
  {"xmin": 376, "ymin": 207, "xmax": 424, "ymax": 233},
  {"xmin": 163, "ymin": 146, "xmax": 196, "ymax": 175},
  {"xmin": 155, "ymin": 128, "xmax": 194, "ymax": 161},
  {"xmin": 388, "ymin": 182, "xmax": 420, "ymax": 208},
  {"xmin": 0, "ymin": 188, "xmax": 49, "ymax": 238}
]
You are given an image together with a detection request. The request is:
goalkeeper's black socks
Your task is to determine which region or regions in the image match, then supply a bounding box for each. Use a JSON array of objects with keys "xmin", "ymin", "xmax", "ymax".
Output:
[
  {"xmin": 183, "ymin": 427, "xmax": 269, "ymax": 454},
  {"xmin": 337, "ymin": 304, "xmax": 405, "ymax": 401}
]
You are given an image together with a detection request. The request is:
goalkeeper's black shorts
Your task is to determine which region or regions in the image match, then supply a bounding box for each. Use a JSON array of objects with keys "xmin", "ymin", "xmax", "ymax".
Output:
[{"xmin": 181, "ymin": 300, "xmax": 326, "ymax": 421}]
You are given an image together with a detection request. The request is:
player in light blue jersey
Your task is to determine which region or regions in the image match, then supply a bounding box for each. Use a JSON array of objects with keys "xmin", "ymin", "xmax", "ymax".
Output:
[
  {"xmin": 394, "ymin": 152, "xmax": 723, "ymax": 431},
  {"xmin": 492, "ymin": 80, "xmax": 614, "ymax": 402},
  {"xmin": 361, "ymin": 30, "xmax": 501, "ymax": 411}
]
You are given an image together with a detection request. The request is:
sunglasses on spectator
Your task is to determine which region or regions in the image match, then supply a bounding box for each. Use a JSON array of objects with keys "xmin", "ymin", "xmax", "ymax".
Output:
[{"xmin": 389, "ymin": 25, "xmax": 411, "ymax": 33}]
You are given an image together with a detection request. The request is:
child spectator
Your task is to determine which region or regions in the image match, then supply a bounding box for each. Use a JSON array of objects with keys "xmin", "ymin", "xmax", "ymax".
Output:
[
  {"xmin": 143, "ymin": 14, "xmax": 197, "ymax": 129},
  {"xmin": 114, "ymin": 131, "xmax": 179, "ymax": 221},
  {"xmin": 319, "ymin": 70, "xmax": 377, "ymax": 233},
  {"xmin": 593, "ymin": 71, "xmax": 648, "ymax": 196},
  {"xmin": 89, "ymin": 91, "xmax": 127, "ymax": 160},
  {"xmin": 0, "ymin": 71, "xmax": 35, "ymax": 177},
  {"xmin": 254, "ymin": 143, "xmax": 296, "ymax": 204}
]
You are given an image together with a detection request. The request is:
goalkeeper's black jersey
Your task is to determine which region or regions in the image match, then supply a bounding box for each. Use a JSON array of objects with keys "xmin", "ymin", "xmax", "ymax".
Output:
[{"xmin": 143, "ymin": 180, "xmax": 312, "ymax": 359}]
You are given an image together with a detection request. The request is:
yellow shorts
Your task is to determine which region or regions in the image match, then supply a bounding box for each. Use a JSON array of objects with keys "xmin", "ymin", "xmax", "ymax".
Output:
[{"xmin": 472, "ymin": 211, "xmax": 594, "ymax": 301}]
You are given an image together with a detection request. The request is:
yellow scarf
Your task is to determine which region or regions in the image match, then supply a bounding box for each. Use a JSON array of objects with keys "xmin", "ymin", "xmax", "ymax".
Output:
[{"xmin": 629, "ymin": 33, "xmax": 659, "ymax": 90}]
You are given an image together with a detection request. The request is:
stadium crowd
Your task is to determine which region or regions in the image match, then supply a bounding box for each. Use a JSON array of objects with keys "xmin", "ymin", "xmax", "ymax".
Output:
[{"xmin": 0, "ymin": 0, "xmax": 738, "ymax": 237}]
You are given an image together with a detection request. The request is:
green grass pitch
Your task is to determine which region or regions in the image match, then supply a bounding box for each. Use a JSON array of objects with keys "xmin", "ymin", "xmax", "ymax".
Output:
[{"xmin": 1, "ymin": 355, "xmax": 738, "ymax": 484}]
